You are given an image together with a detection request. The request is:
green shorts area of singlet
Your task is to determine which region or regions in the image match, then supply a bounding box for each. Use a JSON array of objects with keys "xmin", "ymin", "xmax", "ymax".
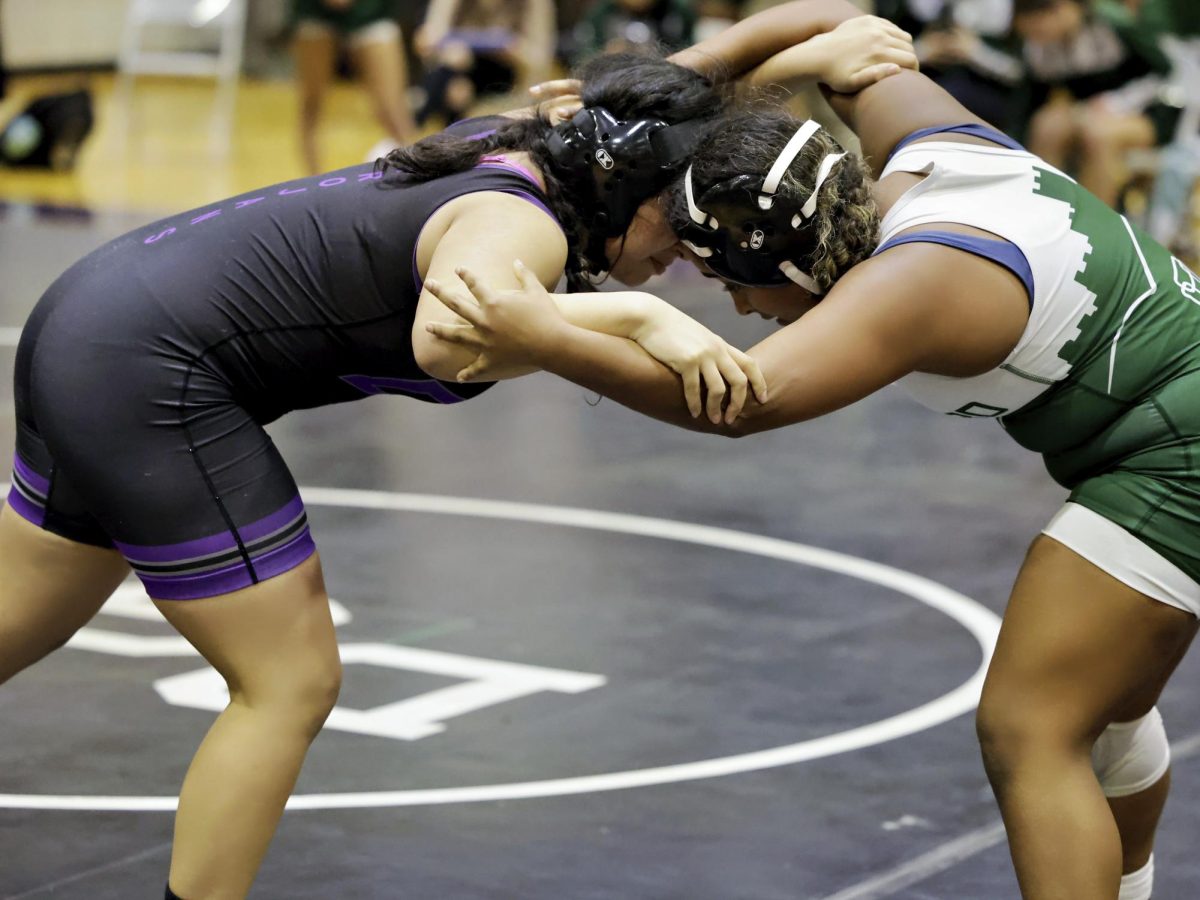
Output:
[
  {"xmin": 992, "ymin": 165, "xmax": 1200, "ymax": 587},
  {"xmin": 1053, "ymin": 369, "xmax": 1200, "ymax": 585},
  {"xmin": 291, "ymin": 0, "xmax": 396, "ymax": 34}
]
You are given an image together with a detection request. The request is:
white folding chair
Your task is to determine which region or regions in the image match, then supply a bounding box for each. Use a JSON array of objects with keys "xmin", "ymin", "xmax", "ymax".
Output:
[{"xmin": 116, "ymin": 0, "xmax": 248, "ymax": 152}]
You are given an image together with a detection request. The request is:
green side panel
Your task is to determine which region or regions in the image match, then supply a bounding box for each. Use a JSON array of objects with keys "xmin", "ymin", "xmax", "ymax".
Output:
[{"xmin": 1001, "ymin": 169, "xmax": 1200, "ymax": 486}]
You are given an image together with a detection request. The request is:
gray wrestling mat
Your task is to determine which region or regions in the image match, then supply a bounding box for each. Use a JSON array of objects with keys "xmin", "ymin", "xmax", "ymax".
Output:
[{"xmin": 2, "ymin": 205, "xmax": 1199, "ymax": 899}]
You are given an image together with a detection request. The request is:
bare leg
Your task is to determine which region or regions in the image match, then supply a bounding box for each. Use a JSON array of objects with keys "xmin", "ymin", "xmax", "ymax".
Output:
[
  {"xmin": 157, "ymin": 553, "xmax": 342, "ymax": 899},
  {"xmin": 1109, "ymin": 775, "xmax": 1170, "ymax": 871},
  {"xmin": 350, "ymin": 29, "xmax": 417, "ymax": 148},
  {"xmin": 976, "ymin": 536, "xmax": 1196, "ymax": 899},
  {"xmin": 1077, "ymin": 110, "xmax": 1157, "ymax": 208},
  {"xmin": 1027, "ymin": 99, "xmax": 1078, "ymax": 172},
  {"xmin": 292, "ymin": 27, "xmax": 338, "ymax": 175},
  {"xmin": 0, "ymin": 504, "xmax": 129, "ymax": 684}
]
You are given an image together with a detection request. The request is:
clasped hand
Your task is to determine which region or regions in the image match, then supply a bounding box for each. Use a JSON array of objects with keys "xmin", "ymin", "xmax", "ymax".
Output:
[{"xmin": 424, "ymin": 262, "xmax": 768, "ymax": 424}]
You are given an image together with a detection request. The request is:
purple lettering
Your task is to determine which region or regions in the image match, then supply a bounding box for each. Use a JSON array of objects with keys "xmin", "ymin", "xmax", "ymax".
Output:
[
  {"xmin": 319, "ymin": 177, "xmax": 347, "ymax": 187},
  {"xmin": 357, "ymin": 171, "xmax": 383, "ymax": 182},
  {"xmin": 235, "ymin": 196, "xmax": 265, "ymax": 209},
  {"xmin": 190, "ymin": 210, "xmax": 222, "ymax": 225},
  {"xmin": 278, "ymin": 187, "xmax": 307, "ymax": 195},
  {"xmin": 144, "ymin": 226, "xmax": 177, "ymax": 245}
]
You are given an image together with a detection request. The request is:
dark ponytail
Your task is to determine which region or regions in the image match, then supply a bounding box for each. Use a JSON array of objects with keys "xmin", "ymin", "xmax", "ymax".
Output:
[{"xmin": 380, "ymin": 52, "xmax": 726, "ymax": 289}]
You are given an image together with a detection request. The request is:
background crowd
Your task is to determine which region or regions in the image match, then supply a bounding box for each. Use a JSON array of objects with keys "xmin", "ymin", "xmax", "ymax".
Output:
[
  {"xmin": 1, "ymin": 0, "xmax": 1198, "ymax": 255},
  {"xmin": 281, "ymin": 0, "xmax": 1200, "ymax": 253}
]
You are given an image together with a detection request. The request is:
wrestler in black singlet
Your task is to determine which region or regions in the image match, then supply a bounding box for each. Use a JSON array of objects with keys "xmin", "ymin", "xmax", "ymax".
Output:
[{"xmin": 9, "ymin": 118, "xmax": 558, "ymax": 599}]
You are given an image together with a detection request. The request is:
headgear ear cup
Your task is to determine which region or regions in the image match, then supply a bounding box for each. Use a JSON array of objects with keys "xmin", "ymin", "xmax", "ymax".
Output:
[{"xmin": 546, "ymin": 106, "xmax": 714, "ymax": 274}]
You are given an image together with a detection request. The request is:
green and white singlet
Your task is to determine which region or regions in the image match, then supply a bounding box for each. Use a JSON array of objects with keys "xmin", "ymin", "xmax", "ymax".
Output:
[{"xmin": 880, "ymin": 133, "xmax": 1200, "ymax": 610}]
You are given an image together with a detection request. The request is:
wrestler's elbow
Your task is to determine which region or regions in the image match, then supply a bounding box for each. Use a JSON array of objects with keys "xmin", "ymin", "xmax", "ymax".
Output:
[{"xmin": 411, "ymin": 330, "xmax": 465, "ymax": 382}]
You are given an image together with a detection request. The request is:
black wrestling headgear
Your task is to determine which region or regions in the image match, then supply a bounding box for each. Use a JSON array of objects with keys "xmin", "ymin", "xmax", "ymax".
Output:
[
  {"xmin": 547, "ymin": 106, "xmax": 712, "ymax": 274},
  {"xmin": 677, "ymin": 119, "xmax": 845, "ymax": 293}
]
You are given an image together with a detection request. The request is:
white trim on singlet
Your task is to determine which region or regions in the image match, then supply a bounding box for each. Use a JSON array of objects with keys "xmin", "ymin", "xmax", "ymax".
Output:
[
  {"xmin": 1107, "ymin": 216, "xmax": 1157, "ymax": 394},
  {"xmin": 879, "ymin": 141, "xmax": 1103, "ymax": 418},
  {"xmin": 1043, "ymin": 503, "xmax": 1200, "ymax": 617}
]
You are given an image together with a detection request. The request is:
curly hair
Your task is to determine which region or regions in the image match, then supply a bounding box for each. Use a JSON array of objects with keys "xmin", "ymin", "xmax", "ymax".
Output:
[
  {"xmin": 663, "ymin": 107, "xmax": 880, "ymax": 294},
  {"xmin": 380, "ymin": 52, "xmax": 725, "ymax": 290}
]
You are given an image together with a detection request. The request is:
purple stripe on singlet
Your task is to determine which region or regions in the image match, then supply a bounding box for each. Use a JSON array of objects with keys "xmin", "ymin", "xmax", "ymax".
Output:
[
  {"xmin": 478, "ymin": 155, "xmax": 542, "ymax": 185},
  {"xmin": 340, "ymin": 374, "xmax": 465, "ymax": 403},
  {"xmin": 138, "ymin": 528, "xmax": 317, "ymax": 600},
  {"xmin": 872, "ymin": 230, "xmax": 1035, "ymax": 306},
  {"xmin": 12, "ymin": 453, "xmax": 49, "ymax": 496},
  {"xmin": 502, "ymin": 188, "xmax": 559, "ymax": 227},
  {"xmin": 474, "ymin": 161, "xmax": 559, "ymax": 222},
  {"xmin": 886, "ymin": 123, "xmax": 1024, "ymax": 165},
  {"xmin": 465, "ymin": 129, "xmax": 499, "ymax": 141},
  {"xmin": 115, "ymin": 495, "xmax": 306, "ymax": 565},
  {"xmin": 241, "ymin": 494, "xmax": 306, "ymax": 543},
  {"xmin": 6, "ymin": 484, "xmax": 46, "ymax": 526}
]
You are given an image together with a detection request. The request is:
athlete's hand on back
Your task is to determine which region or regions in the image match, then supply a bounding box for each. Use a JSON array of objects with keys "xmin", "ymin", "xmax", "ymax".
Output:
[
  {"xmin": 529, "ymin": 81, "xmax": 583, "ymax": 124},
  {"xmin": 424, "ymin": 261, "xmax": 767, "ymax": 424},
  {"xmin": 820, "ymin": 16, "xmax": 917, "ymax": 92},
  {"xmin": 749, "ymin": 15, "xmax": 917, "ymax": 94},
  {"xmin": 533, "ymin": 15, "xmax": 915, "ymax": 110}
]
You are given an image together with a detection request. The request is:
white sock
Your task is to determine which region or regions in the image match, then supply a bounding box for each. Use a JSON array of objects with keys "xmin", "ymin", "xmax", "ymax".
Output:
[{"xmin": 1118, "ymin": 854, "xmax": 1154, "ymax": 900}]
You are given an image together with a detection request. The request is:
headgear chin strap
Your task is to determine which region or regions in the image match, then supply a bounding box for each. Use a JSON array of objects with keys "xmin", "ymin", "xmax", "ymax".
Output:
[
  {"xmin": 679, "ymin": 119, "xmax": 845, "ymax": 292},
  {"xmin": 547, "ymin": 106, "xmax": 712, "ymax": 275}
]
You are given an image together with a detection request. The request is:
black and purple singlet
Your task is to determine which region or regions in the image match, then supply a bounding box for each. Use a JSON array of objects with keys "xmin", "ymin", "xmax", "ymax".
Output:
[{"xmin": 9, "ymin": 123, "xmax": 557, "ymax": 599}]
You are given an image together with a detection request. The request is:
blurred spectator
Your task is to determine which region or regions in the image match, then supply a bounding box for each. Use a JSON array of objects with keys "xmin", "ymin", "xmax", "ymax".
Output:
[
  {"xmin": 571, "ymin": 0, "xmax": 697, "ymax": 63},
  {"xmin": 1013, "ymin": 0, "xmax": 1174, "ymax": 207},
  {"xmin": 291, "ymin": 0, "xmax": 417, "ymax": 174},
  {"xmin": 1126, "ymin": 0, "xmax": 1200, "ymax": 34},
  {"xmin": 694, "ymin": 0, "xmax": 745, "ymax": 43},
  {"xmin": 415, "ymin": 0, "xmax": 556, "ymax": 126},
  {"xmin": 875, "ymin": 0, "xmax": 1022, "ymax": 130},
  {"xmin": 0, "ymin": 6, "xmax": 6, "ymax": 101}
]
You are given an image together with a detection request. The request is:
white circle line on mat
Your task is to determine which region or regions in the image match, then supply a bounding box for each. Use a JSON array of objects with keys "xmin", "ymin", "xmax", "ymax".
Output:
[{"xmin": 0, "ymin": 488, "xmax": 999, "ymax": 811}]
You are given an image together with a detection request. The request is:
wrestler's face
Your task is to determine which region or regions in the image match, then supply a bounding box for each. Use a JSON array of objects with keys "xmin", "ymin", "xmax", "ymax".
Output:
[
  {"xmin": 720, "ymin": 281, "xmax": 818, "ymax": 325},
  {"xmin": 678, "ymin": 247, "xmax": 818, "ymax": 324},
  {"xmin": 606, "ymin": 198, "xmax": 684, "ymax": 285}
]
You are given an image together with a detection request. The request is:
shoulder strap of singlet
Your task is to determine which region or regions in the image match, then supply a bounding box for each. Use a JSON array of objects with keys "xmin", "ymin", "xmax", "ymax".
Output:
[
  {"xmin": 443, "ymin": 114, "xmax": 514, "ymax": 141},
  {"xmin": 885, "ymin": 123, "xmax": 1025, "ymax": 166},
  {"xmin": 430, "ymin": 115, "xmax": 562, "ymax": 226},
  {"xmin": 872, "ymin": 229, "xmax": 1035, "ymax": 308},
  {"xmin": 472, "ymin": 156, "xmax": 561, "ymax": 230}
]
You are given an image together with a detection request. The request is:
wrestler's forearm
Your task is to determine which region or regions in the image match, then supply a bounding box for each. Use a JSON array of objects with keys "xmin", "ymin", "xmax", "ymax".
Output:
[
  {"xmin": 553, "ymin": 291, "xmax": 653, "ymax": 339},
  {"xmin": 669, "ymin": 0, "xmax": 863, "ymax": 80},
  {"xmin": 534, "ymin": 323, "xmax": 740, "ymax": 435}
]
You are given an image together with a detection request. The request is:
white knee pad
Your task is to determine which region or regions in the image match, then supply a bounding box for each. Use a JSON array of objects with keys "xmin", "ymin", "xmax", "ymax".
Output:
[
  {"xmin": 1119, "ymin": 854, "xmax": 1154, "ymax": 900},
  {"xmin": 1092, "ymin": 707, "xmax": 1170, "ymax": 798}
]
